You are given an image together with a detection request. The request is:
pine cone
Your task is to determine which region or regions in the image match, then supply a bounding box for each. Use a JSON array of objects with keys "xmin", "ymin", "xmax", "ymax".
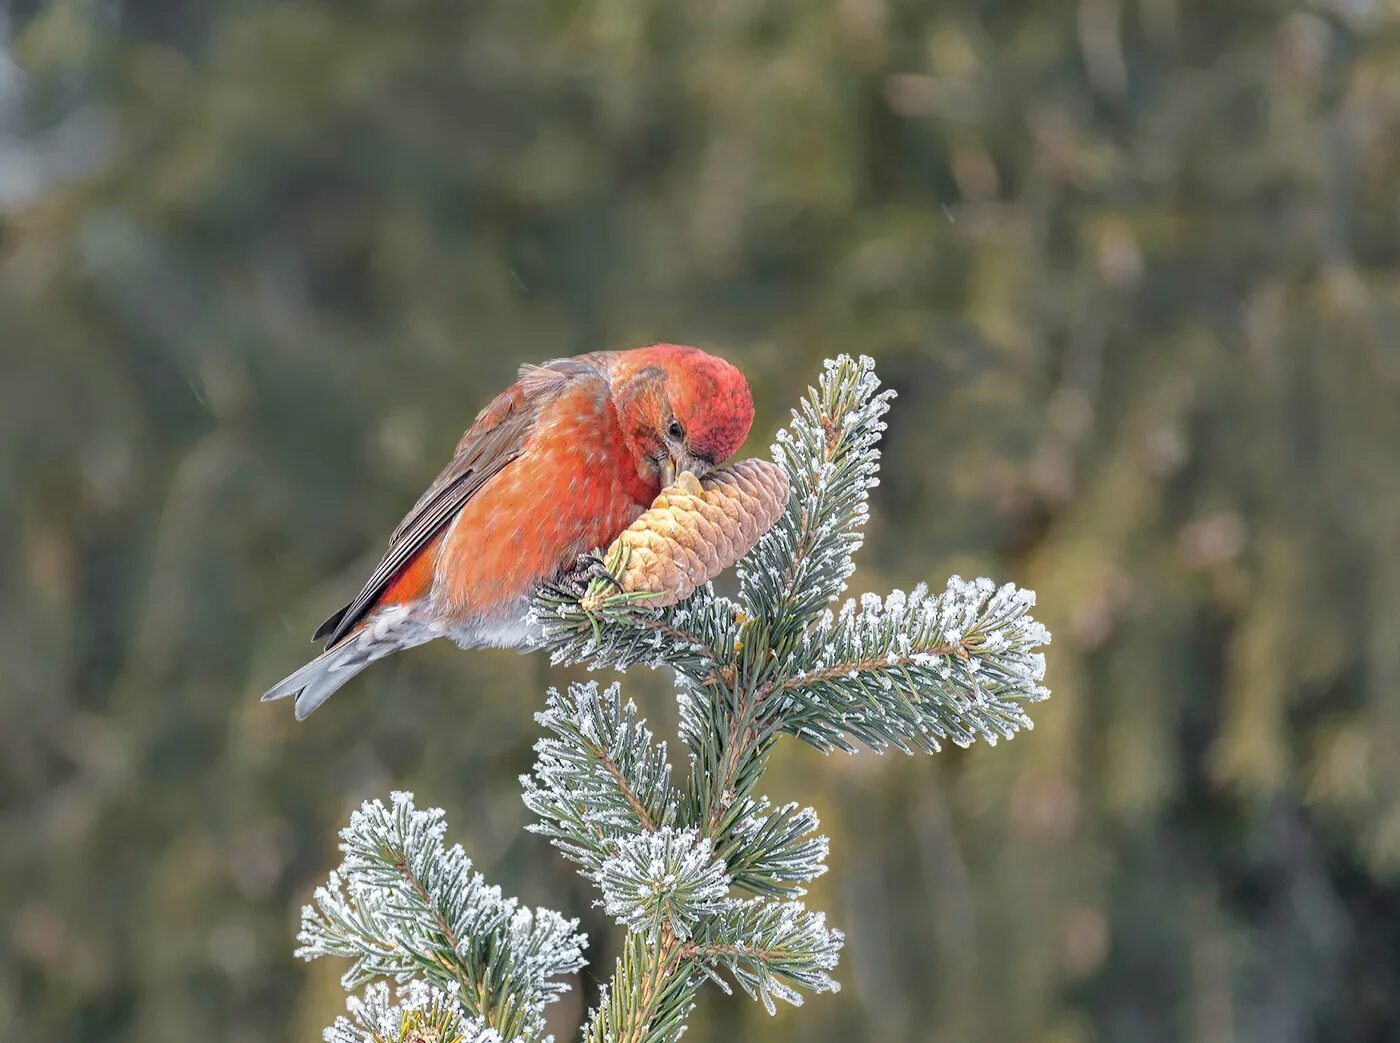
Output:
[{"xmin": 600, "ymin": 459, "xmax": 790, "ymax": 607}]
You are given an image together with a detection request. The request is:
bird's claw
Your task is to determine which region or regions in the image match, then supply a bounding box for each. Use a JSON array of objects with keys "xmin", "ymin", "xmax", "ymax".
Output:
[
  {"xmin": 563, "ymin": 551, "xmax": 625, "ymax": 596},
  {"xmin": 586, "ymin": 552, "xmax": 627, "ymax": 594}
]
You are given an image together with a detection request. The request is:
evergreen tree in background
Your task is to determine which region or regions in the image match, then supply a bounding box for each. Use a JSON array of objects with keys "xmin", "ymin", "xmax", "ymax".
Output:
[{"xmin": 4, "ymin": 2, "xmax": 1400, "ymax": 1041}]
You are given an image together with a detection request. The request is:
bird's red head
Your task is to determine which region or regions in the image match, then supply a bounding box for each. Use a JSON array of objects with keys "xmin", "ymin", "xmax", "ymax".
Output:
[{"xmin": 610, "ymin": 344, "xmax": 755, "ymax": 487}]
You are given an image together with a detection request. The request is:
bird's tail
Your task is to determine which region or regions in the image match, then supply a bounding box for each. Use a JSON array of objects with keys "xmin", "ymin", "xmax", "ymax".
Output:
[{"xmin": 261, "ymin": 629, "xmax": 404, "ymax": 720}]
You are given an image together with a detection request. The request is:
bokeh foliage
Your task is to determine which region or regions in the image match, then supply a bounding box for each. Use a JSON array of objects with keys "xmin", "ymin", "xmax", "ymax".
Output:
[{"xmin": 3, "ymin": 1, "xmax": 1399, "ymax": 1040}]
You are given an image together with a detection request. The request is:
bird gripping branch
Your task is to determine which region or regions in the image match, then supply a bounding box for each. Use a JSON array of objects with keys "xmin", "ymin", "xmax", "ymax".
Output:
[{"xmin": 261, "ymin": 344, "xmax": 757, "ymax": 719}]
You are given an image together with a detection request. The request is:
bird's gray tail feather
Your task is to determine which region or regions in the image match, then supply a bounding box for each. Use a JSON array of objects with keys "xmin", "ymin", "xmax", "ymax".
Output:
[{"xmin": 261, "ymin": 638, "xmax": 380, "ymax": 720}]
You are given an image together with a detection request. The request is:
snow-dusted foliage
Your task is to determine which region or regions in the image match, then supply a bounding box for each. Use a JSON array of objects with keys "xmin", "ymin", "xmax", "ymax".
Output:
[
  {"xmin": 297, "ymin": 792, "xmax": 586, "ymax": 1043},
  {"xmin": 300, "ymin": 357, "xmax": 1051, "ymax": 1043},
  {"xmin": 777, "ymin": 577, "xmax": 1052, "ymax": 754},
  {"xmin": 596, "ymin": 827, "xmax": 732, "ymax": 941},
  {"xmin": 741, "ymin": 355, "xmax": 894, "ymax": 629},
  {"xmin": 689, "ymin": 899, "xmax": 844, "ymax": 1015},
  {"xmin": 323, "ymin": 981, "xmax": 503, "ymax": 1043},
  {"xmin": 520, "ymin": 683, "xmax": 678, "ymax": 873},
  {"xmin": 720, "ymin": 798, "xmax": 828, "ymax": 896}
]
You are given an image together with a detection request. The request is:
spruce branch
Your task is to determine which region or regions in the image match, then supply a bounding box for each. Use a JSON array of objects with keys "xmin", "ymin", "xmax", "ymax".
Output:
[
  {"xmin": 582, "ymin": 930, "xmax": 697, "ymax": 1043},
  {"xmin": 684, "ymin": 899, "xmax": 843, "ymax": 1015},
  {"xmin": 767, "ymin": 578, "xmax": 1051, "ymax": 754},
  {"xmin": 521, "ymin": 683, "xmax": 678, "ymax": 873},
  {"xmin": 297, "ymin": 793, "xmax": 585, "ymax": 1043},
  {"xmin": 533, "ymin": 578, "xmax": 737, "ymax": 685},
  {"xmin": 298, "ymin": 356, "xmax": 1051, "ymax": 1043},
  {"xmin": 596, "ymin": 828, "xmax": 732, "ymax": 942},
  {"xmin": 718, "ymin": 798, "xmax": 828, "ymax": 897},
  {"xmin": 739, "ymin": 355, "xmax": 894, "ymax": 636},
  {"xmin": 324, "ymin": 981, "xmax": 501, "ymax": 1043}
]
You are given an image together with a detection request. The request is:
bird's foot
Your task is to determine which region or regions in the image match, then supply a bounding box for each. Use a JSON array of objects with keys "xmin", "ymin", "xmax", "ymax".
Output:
[
  {"xmin": 562, "ymin": 551, "xmax": 625, "ymax": 596},
  {"xmin": 587, "ymin": 550, "xmax": 628, "ymax": 593}
]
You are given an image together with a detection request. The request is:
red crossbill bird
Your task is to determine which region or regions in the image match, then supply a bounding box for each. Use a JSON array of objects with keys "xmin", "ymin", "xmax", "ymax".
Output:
[{"xmin": 261, "ymin": 344, "xmax": 754, "ymax": 718}]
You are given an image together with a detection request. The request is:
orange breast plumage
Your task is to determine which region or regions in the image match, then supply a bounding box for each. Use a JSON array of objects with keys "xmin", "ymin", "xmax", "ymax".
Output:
[{"xmin": 430, "ymin": 381, "xmax": 654, "ymax": 633}]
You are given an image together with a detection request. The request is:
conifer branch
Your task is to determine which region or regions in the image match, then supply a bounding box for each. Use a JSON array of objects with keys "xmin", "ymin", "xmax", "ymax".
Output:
[
  {"xmin": 297, "ymin": 357, "xmax": 1051, "ymax": 1042},
  {"xmin": 297, "ymin": 793, "xmax": 586, "ymax": 1042}
]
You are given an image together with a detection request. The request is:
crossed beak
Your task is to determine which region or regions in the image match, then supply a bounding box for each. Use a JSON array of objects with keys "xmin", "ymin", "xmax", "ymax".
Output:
[{"xmin": 660, "ymin": 450, "xmax": 711, "ymax": 488}]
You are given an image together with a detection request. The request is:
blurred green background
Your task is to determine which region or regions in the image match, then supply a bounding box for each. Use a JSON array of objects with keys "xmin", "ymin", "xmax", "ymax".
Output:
[{"xmin": 4, "ymin": 1, "xmax": 1400, "ymax": 1040}]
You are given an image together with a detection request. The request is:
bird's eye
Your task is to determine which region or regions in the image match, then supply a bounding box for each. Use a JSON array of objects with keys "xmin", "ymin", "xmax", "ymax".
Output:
[{"xmin": 668, "ymin": 421, "xmax": 685, "ymax": 441}]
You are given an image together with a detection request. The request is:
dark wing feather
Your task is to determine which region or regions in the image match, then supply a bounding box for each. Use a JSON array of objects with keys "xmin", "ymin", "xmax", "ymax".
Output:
[{"xmin": 314, "ymin": 357, "xmax": 601, "ymax": 647}]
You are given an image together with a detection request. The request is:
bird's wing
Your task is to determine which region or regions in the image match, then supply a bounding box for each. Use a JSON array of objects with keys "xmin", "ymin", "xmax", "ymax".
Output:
[{"xmin": 313, "ymin": 357, "xmax": 604, "ymax": 647}]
